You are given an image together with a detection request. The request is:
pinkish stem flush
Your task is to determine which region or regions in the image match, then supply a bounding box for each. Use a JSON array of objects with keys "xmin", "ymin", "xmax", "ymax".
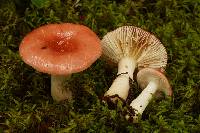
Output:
[{"xmin": 51, "ymin": 75, "xmax": 72, "ymax": 102}]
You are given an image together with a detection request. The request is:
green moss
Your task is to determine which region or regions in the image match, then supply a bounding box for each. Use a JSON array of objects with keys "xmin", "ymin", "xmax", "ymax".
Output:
[{"xmin": 0, "ymin": 0, "xmax": 200, "ymax": 132}]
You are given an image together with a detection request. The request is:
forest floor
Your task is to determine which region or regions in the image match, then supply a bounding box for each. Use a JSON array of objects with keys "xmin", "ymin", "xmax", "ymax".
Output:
[{"xmin": 0, "ymin": 0, "xmax": 199, "ymax": 132}]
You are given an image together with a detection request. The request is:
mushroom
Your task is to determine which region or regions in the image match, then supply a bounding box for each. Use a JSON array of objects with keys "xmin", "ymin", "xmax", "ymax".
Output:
[
  {"xmin": 19, "ymin": 23, "xmax": 102, "ymax": 102},
  {"xmin": 101, "ymin": 26, "xmax": 167, "ymax": 101},
  {"xmin": 126, "ymin": 68, "xmax": 172, "ymax": 122}
]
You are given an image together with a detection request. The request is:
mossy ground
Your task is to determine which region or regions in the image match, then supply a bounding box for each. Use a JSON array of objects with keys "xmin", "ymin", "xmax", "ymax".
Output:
[{"xmin": 0, "ymin": 0, "xmax": 200, "ymax": 132}]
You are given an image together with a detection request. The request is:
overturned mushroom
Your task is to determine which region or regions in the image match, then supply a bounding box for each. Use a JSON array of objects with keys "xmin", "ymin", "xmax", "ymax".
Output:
[
  {"xmin": 101, "ymin": 26, "xmax": 167, "ymax": 101},
  {"xmin": 126, "ymin": 68, "xmax": 172, "ymax": 122},
  {"xmin": 19, "ymin": 23, "xmax": 101, "ymax": 102}
]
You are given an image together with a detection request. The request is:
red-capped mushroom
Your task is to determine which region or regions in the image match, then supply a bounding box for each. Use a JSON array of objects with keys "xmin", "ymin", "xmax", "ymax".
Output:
[
  {"xmin": 126, "ymin": 68, "xmax": 172, "ymax": 122},
  {"xmin": 19, "ymin": 23, "xmax": 102, "ymax": 102}
]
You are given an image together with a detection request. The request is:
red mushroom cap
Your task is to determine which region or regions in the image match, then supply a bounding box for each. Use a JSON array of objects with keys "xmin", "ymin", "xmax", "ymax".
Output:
[
  {"xmin": 19, "ymin": 23, "xmax": 102, "ymax": 75},
  {"xmin": 137, "ymin": 68, "xmax": 172, "ymax": 96}
]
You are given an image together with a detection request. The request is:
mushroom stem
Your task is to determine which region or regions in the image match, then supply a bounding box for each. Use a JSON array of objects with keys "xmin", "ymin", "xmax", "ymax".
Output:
[
  {"xmin": 104, "ymin": 56, "xmax": 136, "ymax": 100},
  {"xmin": 51, "ymin": 75, "xmax": 72, "ymax": 102},
  {"xmin": 127, "ymin": 81, "xmax": 158, "ymax": 121}
]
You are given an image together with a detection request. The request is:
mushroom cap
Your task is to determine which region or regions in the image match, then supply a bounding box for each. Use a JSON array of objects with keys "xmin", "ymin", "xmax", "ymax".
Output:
[
  {"xmin": 19, "ymin": 23, "xmax": 102, "ymax": 75},
  {"xmin": 137, "ymin": 68, "xmax": 172, "ymax": 96},
  {"xmin": 101, "ymin": 26, "xmax": 167, "ymax": 70}
]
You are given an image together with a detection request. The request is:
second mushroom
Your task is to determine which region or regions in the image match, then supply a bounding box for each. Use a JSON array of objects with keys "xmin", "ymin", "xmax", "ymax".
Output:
[
  {"xmin": 126, "ymin": 68, "xmax": 172, "ymax": 122},
  {"xmin": 101, "ymin": 26, "xmax": 168, "ymax": 102}
]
